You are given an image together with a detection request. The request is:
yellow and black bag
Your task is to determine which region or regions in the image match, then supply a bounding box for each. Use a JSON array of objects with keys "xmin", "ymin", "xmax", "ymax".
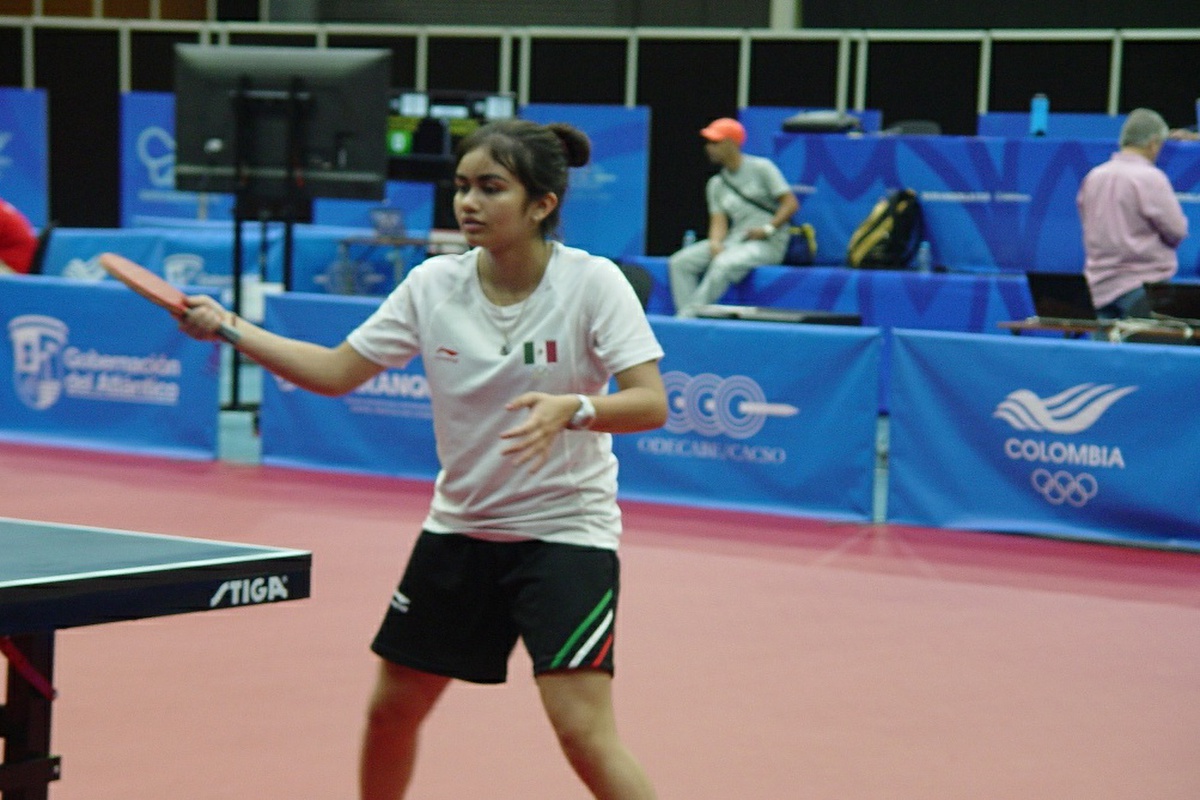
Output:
[{"xmin": 845, "ymin": 189, "xmax": 922, "ymax": 269}]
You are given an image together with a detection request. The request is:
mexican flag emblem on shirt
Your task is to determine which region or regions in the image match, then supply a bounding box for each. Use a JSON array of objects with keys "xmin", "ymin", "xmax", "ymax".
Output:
[{"xmin": 523, "ymin": 340, "xmax": 558, "ymax": 365}]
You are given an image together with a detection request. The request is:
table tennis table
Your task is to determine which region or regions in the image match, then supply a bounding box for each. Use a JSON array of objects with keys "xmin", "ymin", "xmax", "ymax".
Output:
[{"xmin": 0, "ymin": 517, "xmax": 312, "ymax": 800}]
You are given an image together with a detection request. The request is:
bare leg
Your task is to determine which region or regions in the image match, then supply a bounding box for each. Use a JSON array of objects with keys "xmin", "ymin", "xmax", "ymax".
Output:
[
  {"xmin": 359, "ymin": 660, "xmax": 451, "ymax": 800},
  {"xmin": 536, "ymin": 669, "xmax": 657, "ymax": 800}
]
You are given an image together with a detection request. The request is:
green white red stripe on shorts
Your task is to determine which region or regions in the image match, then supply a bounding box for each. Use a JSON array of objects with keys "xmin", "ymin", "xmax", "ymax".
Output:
[{"xmin": 550, "ymin": 588, "xmax": 615, "ymax": 669}]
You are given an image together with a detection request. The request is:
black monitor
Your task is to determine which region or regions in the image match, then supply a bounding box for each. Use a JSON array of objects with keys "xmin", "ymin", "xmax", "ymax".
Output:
[
  {"xmin": 385, "ymin": 89, "xmax": 515, "ymax": 226},
  {"xmin": 385, "ymin": 89, "xmax": 516, "ymax": 172},
  {"xmin": 173, "ymin": 44, "xmax": 392, "ymax": 212}
]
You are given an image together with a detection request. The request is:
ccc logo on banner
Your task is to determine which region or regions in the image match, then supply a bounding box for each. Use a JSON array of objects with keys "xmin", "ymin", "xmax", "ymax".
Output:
[
  {"xmin": 1030, "ymin": 469, "xmax": 1098, "ymax": 507},
  {"xmin": 662, "ymin": 371, "xmax": 796, "ymax": 440}
]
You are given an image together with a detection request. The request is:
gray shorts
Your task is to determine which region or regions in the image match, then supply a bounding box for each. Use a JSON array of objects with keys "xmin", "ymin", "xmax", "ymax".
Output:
[{"xmin": 371, "ymin": 531, "xmax": 620, "ymax": 684}]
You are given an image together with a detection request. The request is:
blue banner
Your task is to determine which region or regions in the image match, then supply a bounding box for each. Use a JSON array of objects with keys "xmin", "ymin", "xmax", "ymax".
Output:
[
  {"xmin": 887, "ymin": 330, "xmax": 1200, "ymax": 549},
  {"xmin": 773, "ymin": 133, "xmax": 1200, "ymax": 276},
  {"xmin": 40, "ymin": 225, "xmax": 277, "ymax": 312},
  {"xmin": 0, "ymin": 275, "xmax": 220, "ymax": 458},
  {"xmin": 259, "ymin": 292, "xmax": 439, "ymax": 479},
  {"xmin": 121, "ymin": 91, "xmax": 434, "ymax": 232},
  {"xmin": 0, "ymin": 88, "xmax": 49, "ymax": 228},
  {"xmin": 520, "ymin": 104, "xmax": 650, "ymax": 261},
  {"xmin": 613, "ymin": 318, "xmax": 881, "ymax": 521},
  {"xmin": 121, "ymin": 91, "xmax": 234, "ymax": 226},
  {"xmin": 976, "ymin": 111, "xmax": 1124, "ymax": 140},
  {"xmin": 257, "ymin": 296, "xmax": 880, "ymax": 520}
]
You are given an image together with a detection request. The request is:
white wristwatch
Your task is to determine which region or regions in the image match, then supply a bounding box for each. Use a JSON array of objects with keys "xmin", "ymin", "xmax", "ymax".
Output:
[{"xmin": 567, "ymin": 394, "xmax": 597, "ymax": 430}]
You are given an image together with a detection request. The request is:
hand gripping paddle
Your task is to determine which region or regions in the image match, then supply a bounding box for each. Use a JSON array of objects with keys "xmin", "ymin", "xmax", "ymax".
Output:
[{"xmin": 99, "ymin": 252, "xmax": 240, "ymax": 344}]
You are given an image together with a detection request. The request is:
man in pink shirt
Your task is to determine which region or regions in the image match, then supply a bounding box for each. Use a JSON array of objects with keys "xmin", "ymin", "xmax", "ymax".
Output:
[{"xmin": 1077, "ymin": 108, "xmax": 1189, "ymax": 318}]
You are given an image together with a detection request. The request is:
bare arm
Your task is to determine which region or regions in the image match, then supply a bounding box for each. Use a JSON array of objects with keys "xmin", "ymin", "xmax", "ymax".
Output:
[
  {"xmin": 500, "ymin": 359, "xmax": 667, "ymax": 469},
  {"xmin": 773, "ymin": 191, "xmax": 801, "ymax": 228},
  {"xmin": 708, "ymin": 212, "xmax": 729, "ymax": 255},
  {"xmin": 590, "ymin": 359, "xmax": 669, "ymax": 433},
  {"xmin": 745, "ymin": 191, "xmax": 801, "ymax": 241},
  {"xmin": 180, "ymin": 294, "xmax": 384, "ymax": 396}
]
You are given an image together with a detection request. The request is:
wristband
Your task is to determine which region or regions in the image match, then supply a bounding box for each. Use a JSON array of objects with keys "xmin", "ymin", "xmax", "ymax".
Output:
[
  {"xmin": 567, "ymin": 394, "xmax": 597, "ymax": 430},
  {"xmin": 761, "ymin": 222, "xmax": 777, "ymax": 235}
]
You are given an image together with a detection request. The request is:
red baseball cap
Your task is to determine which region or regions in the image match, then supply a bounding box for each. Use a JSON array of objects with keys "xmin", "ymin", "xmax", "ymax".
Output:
[{"xmin": 700, "ymin": 117, "xmax": 746, "ymax": 146}]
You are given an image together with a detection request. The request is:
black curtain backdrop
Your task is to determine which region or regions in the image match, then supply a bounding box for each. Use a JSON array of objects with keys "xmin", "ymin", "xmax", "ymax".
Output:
[{"xmin": 802, "ymin": 0, "xmax": 1200, "ymax": 29}]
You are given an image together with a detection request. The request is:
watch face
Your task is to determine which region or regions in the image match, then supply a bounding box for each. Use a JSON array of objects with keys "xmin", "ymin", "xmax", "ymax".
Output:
[{"xmin": 571, "ymin": 395, "xmax": 596, "ymax": 429}]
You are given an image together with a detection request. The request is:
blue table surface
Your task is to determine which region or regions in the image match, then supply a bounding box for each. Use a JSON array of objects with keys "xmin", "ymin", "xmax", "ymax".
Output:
[{"xmin": 0, "ymin": 517, "xmax": 307, "ymax": 586}]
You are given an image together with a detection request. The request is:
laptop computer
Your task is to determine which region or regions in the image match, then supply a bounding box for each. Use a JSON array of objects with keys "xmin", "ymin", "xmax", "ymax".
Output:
[
  {"xmin": 1024, "ymin": 272, "xmax": 1099, "ymax": 322},
  {"xmin": 1144, "ymin": 281, "xmax": 1200, "ymax": 322},
  {"xmin": 693, "ymin": 304, "xmax": 861, "ymax": 326}
]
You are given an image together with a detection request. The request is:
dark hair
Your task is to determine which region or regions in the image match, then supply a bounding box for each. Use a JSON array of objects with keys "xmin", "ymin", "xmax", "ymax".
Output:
[{"xmin": 455, "ymin": 119, "xmax": 591, "ymax": 237}]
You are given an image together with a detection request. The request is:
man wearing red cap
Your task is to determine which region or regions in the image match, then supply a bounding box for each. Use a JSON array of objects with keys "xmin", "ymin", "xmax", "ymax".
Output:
[{"xmin": 668, "ymin": 117, "xmax": 798, "ymax": 316}]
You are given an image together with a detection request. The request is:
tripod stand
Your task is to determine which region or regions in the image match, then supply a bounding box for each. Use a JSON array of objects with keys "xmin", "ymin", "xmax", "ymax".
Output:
[{"xmin": 225, "ymin": 77, "xmax": 313, "ymax": 410}]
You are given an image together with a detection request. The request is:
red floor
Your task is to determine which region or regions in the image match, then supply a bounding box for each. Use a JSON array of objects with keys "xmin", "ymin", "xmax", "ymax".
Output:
[{"xmin": 4, "ymin": 441, "xmax": 1199, "ymax": 799}]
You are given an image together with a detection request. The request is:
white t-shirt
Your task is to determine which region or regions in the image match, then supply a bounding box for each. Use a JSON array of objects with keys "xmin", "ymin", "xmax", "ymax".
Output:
[
  {"xmin": 705, "ymin": 154, "xmax": 792, "ymax": 238},
  {"xmin": 346, "ymin": 242, "xmax": 664, "ymax": 550}
]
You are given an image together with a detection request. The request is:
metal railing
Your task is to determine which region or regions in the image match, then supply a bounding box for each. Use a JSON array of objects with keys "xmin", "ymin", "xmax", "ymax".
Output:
[{"xmin": 2, "ymin": 16, "xmax": 1198, "ymax": 115}]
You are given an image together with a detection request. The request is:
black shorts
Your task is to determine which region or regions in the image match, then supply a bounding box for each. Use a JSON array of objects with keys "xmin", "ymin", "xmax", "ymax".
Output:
[{"xmin": 371, "ymin": 531, "xmax": 621, "ymax": 684}]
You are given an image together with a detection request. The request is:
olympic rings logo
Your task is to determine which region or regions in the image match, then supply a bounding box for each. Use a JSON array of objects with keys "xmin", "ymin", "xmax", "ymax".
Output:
[
  {"xmin": 1030, "ymin": 468, "xmax": 1098, "ymax": 507},
  {"xmin": 662, "ymin": 371, "xmax": 797, "ymax": 440}
]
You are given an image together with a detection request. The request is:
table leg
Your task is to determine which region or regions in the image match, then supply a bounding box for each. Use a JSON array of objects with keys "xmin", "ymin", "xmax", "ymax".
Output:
[{"xmin": 0, "ymin": 633, "xmax": 61, "ymax": 800}]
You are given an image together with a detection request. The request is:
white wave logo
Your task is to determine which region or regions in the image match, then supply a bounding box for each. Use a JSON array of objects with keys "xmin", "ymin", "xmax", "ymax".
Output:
[
  {"xmin": 993, "ymin": 383, "xmax": 1136, "ymax": 434},
  {"xmin": 62, "ymin": 255, "xmax": 107, "ymax": 281}
]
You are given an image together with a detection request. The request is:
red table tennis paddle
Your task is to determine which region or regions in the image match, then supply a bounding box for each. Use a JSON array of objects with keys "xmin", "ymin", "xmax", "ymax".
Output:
[{"xmin": 99, "ymin": 252, "xmax": 240, "ymax": 344}]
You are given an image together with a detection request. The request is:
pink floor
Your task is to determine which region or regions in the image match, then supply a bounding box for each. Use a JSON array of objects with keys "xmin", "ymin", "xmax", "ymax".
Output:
[{"xmin": 4, "ymin": 441, "xmax": 1200, "ymax": 799}]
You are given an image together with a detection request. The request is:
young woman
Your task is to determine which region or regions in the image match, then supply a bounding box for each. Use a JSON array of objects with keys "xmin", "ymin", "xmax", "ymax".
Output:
[{"xmin": 180, "ymin": 119, "xmax": 666, "ymax": 799}]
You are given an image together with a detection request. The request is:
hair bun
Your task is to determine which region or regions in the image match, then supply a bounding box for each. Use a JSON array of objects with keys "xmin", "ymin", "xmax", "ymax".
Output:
[{"xmin": 548, "ymin": 123, "xmax": 591, "ymax": 168}]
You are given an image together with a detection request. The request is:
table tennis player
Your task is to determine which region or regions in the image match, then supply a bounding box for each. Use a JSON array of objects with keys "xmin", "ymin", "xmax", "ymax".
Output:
[{"xmin": 180, "ymin": 118, "xmax": 665, "ymax": 800}]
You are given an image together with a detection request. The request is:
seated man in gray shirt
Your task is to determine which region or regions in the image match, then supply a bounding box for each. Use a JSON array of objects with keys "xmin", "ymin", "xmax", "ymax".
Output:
[{"xmin": 668, "ymin": 117, "xmax": 799, "ymax": 316}]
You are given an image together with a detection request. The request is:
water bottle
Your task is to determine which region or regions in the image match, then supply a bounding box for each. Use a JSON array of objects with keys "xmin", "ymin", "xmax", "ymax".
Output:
[
  {"xmin": 1029, "ymin": 93, "xmax": 1049, "ymax": 137},
  {"xmin": 915, "ymin": 240, "xmax": 932, "ymax": 273},
  {"xmin": 682, "ymin": 229, "xmax": 697, "ymax": 249}
]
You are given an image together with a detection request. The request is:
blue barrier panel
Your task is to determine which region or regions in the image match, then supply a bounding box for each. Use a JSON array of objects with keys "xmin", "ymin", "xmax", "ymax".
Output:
[
  {"xmin": 613, "ymin": 317, "xmax": 881, "ymax": 521},
  {"xmin": 120, "ymin": 90, "xmax": 432, "ymax": 230},
  {"xmin": 977, "ymin": 111, "xmax": 1125, "ymax": 140},
  {"xmin": 258, "ymin": 292, "xmax": 439, "ymax": 480},
  {"xmin": 773, "ymin": 133, "xmax": 1200, "ymax": 277},
  {"xmin": 0, "ymin": 275, "xmax": 220, "ymax": 458},
  {"xmin": 625, "ymin": 257, "xmax": 1035, "ymax": 334},
  {"xmin": 43, "ymin": 225, "xmax": 399, "ymax": 298},
  {"xmin": 0, "ymin": 88, "xmax": 49, "ymax": 228},
  {"xmin": 887, "ymin": 329, "xmax": 1200, "ymax": 550},
  {"xmin": 290, "ymin": 224, "xmax": 401, "ymax": 296}
]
